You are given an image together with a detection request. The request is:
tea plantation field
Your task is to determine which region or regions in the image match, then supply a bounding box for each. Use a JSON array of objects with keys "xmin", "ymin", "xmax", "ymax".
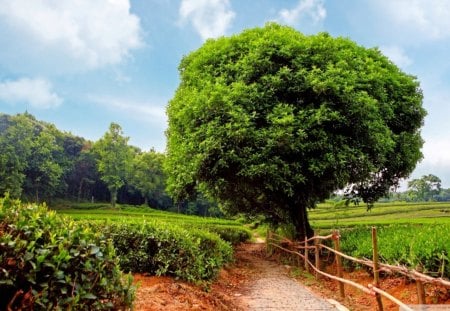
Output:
[
  {"xmin": 310, "ymin": 201, "xmax": 450, "ymax": 227},
  {"xmin": 1, "ymin": 198, "xmax": 250, "ymax": 309},
  {"xmin": 309, "ymin": 201, "xmax": 450, "ymax": 278},
  {"xmin": 55, "ymin": 203, "xmax": 251, "ymax": 246}
]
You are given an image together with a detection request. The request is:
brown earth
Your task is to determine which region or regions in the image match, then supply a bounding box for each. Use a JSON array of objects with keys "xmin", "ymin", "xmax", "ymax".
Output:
[{"xmin": 133, "ymin": 242, "xmax": 450, "ymax": 310}]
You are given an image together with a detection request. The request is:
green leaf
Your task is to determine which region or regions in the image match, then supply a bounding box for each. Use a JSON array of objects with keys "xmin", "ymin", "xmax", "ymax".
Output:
[{"xmin": 82, "ymin": 293, "xmax": 97, "ymax": 300}]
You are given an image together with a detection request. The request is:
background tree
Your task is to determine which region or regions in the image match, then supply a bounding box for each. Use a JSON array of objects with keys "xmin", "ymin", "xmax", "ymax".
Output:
[
  {"xmin": 65, "ymin": 145, "xmax": 100, "ymax": 202},
  {"xmin": 23, "ymin": 127, "xmax": 63, "ymax": 202},
  {"xmin": 407, "ymin": 174, "xmax": 442, "ymax": 201},
  {"xmin": 166, "ymin": 23, "xmax": 426, "ymax": 239},
  {"xmin": 129, "ymin": 150, "xmax": 166, "ymax": 205},
  {"xmin": 93, "ymin": 123, "xmax": 132, "ymax": 208},
  {"xmin": 0, "ymin": 114, "xmax": 34, "ymax": 198}
]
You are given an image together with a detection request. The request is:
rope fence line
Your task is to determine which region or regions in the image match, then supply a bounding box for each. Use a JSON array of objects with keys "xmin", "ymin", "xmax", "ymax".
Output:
[{"xmin": 266, "ymin": 227, "xmax": 450, "ymax": 311}]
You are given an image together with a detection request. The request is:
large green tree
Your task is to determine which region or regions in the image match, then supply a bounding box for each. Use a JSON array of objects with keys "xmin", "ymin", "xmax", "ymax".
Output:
[
  {"xmin": 129, "ymin": 150, "xmax": 166, "ymax": 205},
  {"xmin": 166, "ymin": 23, "xmax": 426, "ymax": 239},
  {"xmin": 93, "ymin": 123, "xmax": 132, "ymax": 208},
  {"xmin": 0, "ymin": 114, "xmax": 34, "ymax": 198},
  {"xmin": 23, "ymin": 128, "xmax": 63, "ymax": 202},
  {"xmin": 407, "ymin": 174, "xmax": 442, "ymax": 201}
]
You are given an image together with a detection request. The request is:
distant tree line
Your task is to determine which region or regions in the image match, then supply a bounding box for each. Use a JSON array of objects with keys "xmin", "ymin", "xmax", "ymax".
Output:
[
  {"xmin": 330, "ymin": 174, "xmax": 450, "ymax": 203},
  {"xmin": 400, "ymin": 174, "xmax": 450, "ymax": 202},
  {"xmin": 0, "ymin": 112, "xmax": 221, "ymax": 216}
]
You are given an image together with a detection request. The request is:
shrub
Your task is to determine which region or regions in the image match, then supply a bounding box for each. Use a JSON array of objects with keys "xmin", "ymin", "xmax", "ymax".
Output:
[
  {"xmin": 86, "ymin": 221, "xmax": 233, "ymax": 283},
  {"xmin": 0, "ymin": 195, "xmax": 135, "ymax": 310},
  {"xmin": 203, "ymin": 225, "xmax": 251, "ymax": 245}
]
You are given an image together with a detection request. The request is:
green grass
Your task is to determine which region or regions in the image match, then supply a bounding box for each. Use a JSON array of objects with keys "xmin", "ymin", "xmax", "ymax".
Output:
[{"xmin": 310, "ymin": 201, "xmax": 450, "ymax": 228}]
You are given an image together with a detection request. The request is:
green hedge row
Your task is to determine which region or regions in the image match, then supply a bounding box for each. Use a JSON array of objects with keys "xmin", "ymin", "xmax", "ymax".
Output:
[
  {"xmin": 85, "ymin": 221, "xmax": 233, "ymax": 283},
  {"xmin": 197, "ymin": 225, "xmax": 251, "ymax": 246},
  {"xmin": 340, "ymin": 224, "xmax": 450, "ymax": 277},
  {"xmin": 0, "ymin": 196, "xmax": 135, "ymax": 310}
]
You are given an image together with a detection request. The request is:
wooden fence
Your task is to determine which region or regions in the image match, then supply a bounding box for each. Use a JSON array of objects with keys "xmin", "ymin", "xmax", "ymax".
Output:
[{"xmin": 266, "ymin": 227, "xmax": 450, "ymax": 311}]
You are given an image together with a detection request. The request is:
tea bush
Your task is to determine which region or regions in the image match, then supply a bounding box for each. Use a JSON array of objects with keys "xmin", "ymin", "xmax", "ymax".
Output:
[
  {"xmin": 86, "ymin": 221, "xmax": 233, "ymax": 282},
  {"xmin": 0, "ymin": 196, "xmax": 135, "ymax": 310},
  {"xmin": 340, "ymin": 224, "xmax": 450, "ymax": 277},
  {"xmin": 203, "ymin": 225, "xmax": 251, "ymax": 245}
]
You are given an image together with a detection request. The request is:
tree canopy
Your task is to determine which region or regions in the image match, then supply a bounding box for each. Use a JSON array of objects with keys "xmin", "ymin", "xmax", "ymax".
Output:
[
  {"xmin": 93, "ymin": 123, "xmax": 133, "ymax": 208},
  {"xmin": 129, "ymin": 150, "xmax": 165, "ymax": 205},
  {"xmin": 407, "ymin": 174, "xmax": 442, "ymax": 201},
  {"xmin": 165, "ymin": 23, "xmax": 426, "ymax": 238}
]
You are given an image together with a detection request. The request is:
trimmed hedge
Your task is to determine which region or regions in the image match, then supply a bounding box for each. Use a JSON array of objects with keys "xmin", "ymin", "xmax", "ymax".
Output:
[
  {"xmin": 0, "ymin": 196, "xmax": 135, "ymax": 310},
  {"xmin": 200, "ymin": 225, "xmax": 251, "ymax": 246},
  {"xmin": 86, "ymin": 221, "xmax": 233, "ymax": 283}
]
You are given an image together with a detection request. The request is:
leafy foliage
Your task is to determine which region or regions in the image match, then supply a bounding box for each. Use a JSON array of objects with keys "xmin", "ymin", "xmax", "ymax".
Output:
[
  {"xmin": 93, "ymin": 123, "xmax": 133, "ymax": 208},
  {"xmin": 0, "ymin": 195, "xmax": 135, "ymax": 310},
  {"xmin": 407, "ymin": 174, "xmax": 442, "ymax": 201},
  {"xmin": 340, "ymin": 224, "xmax": 450, "ymax": 278},
  {"xmin": 0, "ymin": 113, "xmax": 222, "ymax": 216},
  {"xmin": 0, "ymin": 113, "xmax": 94, "ymax": 203},
  {"xmin": 166, "ymin": 23, "xmax": 426, "ymax": 238},
  {"xmin": 84, "ymin": 220, "xmax": 233, "ymax": 282},
  {"xmin": 128, "ymin": 150, "xmax": 167, "ymax": 206},
  {"xmin": 0, "ymin": 114, "xmax": 34, "ymax": 198}
]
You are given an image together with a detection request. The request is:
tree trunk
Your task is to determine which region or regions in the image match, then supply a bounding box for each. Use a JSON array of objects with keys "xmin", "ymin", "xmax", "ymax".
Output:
[
  {"xmin": 290, "ymin": 203, "xmax": 314, "ymax": 241},
  {"xmin": 78, "ymin": 179, "xmax": 84, "ymax": 202},
  {"xmin": 144, "ymin": 196, "xmax": 148, "ymax": 206},
  {"xmin": 111, "ymin": 188, "xmax": 117, "ymax": 208}
]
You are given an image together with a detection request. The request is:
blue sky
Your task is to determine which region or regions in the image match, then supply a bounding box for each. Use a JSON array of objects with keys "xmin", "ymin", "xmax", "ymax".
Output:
[{"xmin": 1, "ymin": 0, "xmax": 450, "ymax": 188}]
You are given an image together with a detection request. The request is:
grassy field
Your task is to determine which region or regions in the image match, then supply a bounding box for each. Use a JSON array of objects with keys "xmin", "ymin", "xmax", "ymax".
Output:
[
  {"xmin": 54, "ymin": 203, "xmax": 243, "ymax": 227},
  {"xmin": 309, "ymin": 201, "xmax": 450, "ymax": 228},
  {"xmin": 307, "ymin": 201, "xmax": 450, "ymax": 277}
]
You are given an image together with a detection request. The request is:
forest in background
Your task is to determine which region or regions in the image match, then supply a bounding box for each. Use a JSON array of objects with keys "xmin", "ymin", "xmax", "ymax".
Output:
[{"xmin": 0, "ymin": 112, "xmax": 221, "ymax": 216}]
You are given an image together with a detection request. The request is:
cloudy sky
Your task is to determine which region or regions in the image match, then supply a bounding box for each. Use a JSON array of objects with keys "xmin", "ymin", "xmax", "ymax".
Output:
[{"xmin": 1, "ymin": 0, "xmax": 450, "ymax": 188}]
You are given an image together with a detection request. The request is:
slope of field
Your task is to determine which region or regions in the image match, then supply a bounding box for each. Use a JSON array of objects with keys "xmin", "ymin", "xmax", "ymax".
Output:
[{"xmin": 310, "ymin": 201, "xmax": 450, "ymax": 228}]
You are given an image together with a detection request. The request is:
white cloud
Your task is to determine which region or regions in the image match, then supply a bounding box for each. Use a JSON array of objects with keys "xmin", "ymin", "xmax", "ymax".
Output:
[
  {"xmin": 179, "ymin": 0, "xmax": 235, "ymax": 40},
  {"xmin": 0, "ymin": 0, "xmax": 142, "ymax": 71},
  {"xmin": 278, "ymin": 0, "xmax": 326, "ymax": 26},
  {"xmin": 407, "ymin": 137, "xmax": 450, "ymax": 188},
  {"xmin": 90, "ymin": 96, "xmax": 167, "ymax": 125},
  {"xmin": 0, "ymin": 78, "xmax": 62, "ymax": 108},
  {"xmin": 422, "ymin": 138, "xmax": 450, "ymax": 169},
  {"xmin": 379, "ymin": 45, "xmax": 413, "ymax": 68},
  {"xmin": 376, "ymin": 0, "xmax": 450, "ymax": 41}
]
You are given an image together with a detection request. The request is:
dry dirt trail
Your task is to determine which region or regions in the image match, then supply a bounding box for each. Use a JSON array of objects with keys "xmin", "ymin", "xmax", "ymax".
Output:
[
  {"xmin": 133, "ymin": 241, "xmax": 346, "ymax": 310},
  {"xmin": 234, "ymin": 242, "xmax": 340, "ymax": 311}
]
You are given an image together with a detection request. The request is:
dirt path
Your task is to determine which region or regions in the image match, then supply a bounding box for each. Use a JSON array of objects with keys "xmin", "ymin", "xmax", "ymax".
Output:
[
  {"xmin": 234, "ymin": 243, "xmax": 338, "ymax": 311},
  {"xmin": 133, "ymin": 242, "xmax": 342, "ymax": 310}
]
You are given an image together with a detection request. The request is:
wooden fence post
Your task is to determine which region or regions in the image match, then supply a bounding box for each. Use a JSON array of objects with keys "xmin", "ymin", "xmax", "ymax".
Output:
[
  {"xmin": 372, "ymin": 227, "xmax": 384, "ymax": 311},
  {"xmin": 333, "ymin": 230, "xmax": 345, "ymax": 298},
  {"xmin": 266, "ymin": 229, "xmax": 272, "ymax": 255},
  {"xmin": 304, "ymin": 236, "xmax": 309, "ymax": 271},
  {"xmin": 416, "ymin": 265, "xmax": 426, "ymax": 304},
  {"xmin": 315, "ymin": 236, "xmax": 321, "ymax": 279}
]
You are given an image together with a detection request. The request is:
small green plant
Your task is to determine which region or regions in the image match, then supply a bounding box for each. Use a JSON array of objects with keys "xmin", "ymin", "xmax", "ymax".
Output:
[{"xmin": 289, "ymin": 266, "xmax": 303, "ymax": 278}]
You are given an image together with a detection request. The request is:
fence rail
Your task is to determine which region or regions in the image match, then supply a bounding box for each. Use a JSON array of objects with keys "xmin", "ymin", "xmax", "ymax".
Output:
[{"xmin": 266, "ymin": 227, "xmax": 450, "ymax": 311}]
